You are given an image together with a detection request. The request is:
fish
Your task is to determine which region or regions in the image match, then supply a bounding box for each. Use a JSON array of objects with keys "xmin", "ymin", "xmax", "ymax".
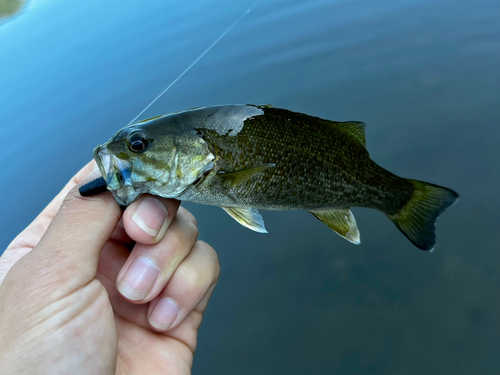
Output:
[{"xmin": 93, "ymin": 104, "xmax": 458, "ymax": 251}]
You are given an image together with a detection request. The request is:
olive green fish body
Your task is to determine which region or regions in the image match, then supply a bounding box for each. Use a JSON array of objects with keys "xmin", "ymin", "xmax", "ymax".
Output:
[
  {"xmin": 94, "ymin": 105, "xmax": 458, "ymax": 251},
  {"xmin": 182, "ymin": 107, "xmax": 413, "ymax": 214}
]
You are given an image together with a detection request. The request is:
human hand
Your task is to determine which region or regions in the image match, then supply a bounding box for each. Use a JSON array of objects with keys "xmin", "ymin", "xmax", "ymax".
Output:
[{"xmin": 0, "ymin": 161, "xmax": 220, "ymax": 375}]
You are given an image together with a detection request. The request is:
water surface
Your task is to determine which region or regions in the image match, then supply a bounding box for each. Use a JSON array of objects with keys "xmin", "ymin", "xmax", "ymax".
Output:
[{"xmin": 0, "ymin": 0, "xmax": 499, "ymax": 374}]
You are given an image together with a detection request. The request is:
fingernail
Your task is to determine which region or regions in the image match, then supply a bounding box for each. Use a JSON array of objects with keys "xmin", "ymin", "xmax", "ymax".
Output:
[
  {"xmin": 117, "ymin": 218, "xmax": 125, "ymax": 229},
  {"xmin": 118, "ymin": 257, "xmax": 160, "ymax": 300},
  {"xmin": 132, "ymin": 198, "xmax": 168, "ymax": 239},
  {"xmin": 149, "ymin": 298, "xmax": 180, "ymax": 331}
]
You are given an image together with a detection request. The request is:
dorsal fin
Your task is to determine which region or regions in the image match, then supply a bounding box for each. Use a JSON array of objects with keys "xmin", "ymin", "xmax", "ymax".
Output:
[{"xmin": 333, "ymin": 121, "xmax": 367, "ymax": 148}]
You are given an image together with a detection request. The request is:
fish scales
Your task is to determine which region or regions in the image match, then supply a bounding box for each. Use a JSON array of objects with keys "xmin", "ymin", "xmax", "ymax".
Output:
[
  {"xmin": 93, "ymin": 104, "xmax": 458, "ymax": 251},
  {"xmin": 194, "ymin": 107, "xmax": 412, "ymax": 213}
]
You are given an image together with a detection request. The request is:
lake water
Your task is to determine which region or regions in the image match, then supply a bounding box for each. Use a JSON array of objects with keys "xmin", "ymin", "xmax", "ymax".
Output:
[{"xmin": 1, "ymin": 0, "xmax": 499, "ymax": 373}]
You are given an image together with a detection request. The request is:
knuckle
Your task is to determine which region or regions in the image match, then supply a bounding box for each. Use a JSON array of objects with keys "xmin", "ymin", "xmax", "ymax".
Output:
[
  {"xmin": 183, "ymin": 263, "xmax": 203, "ymax": 289},
  {"xmin": 197, "ymin": 241, "xmax": 220, "ymax": 279},
  {"xmin": 63, "ymin": 185, "xmax": 119, "ymax": 215},
  {"xmin": 180, "ymin": 208, "xmax": 198, "ymax": 228},
  {"xmin": 182, "ymin": 217, "xmax": 199, "ymax": 241},
  {"xmin": 166, "ymin": 224, "xmax": 195, "ymax": 256},
  {"xmin": 165, "ymin": 225, "xmax": 197, "ymax": 252},
  {"xmin": 166, "ymin": 227, "xmax": 183, "ymax": 251},
  {"xmin": 58, "ymin": 186, "xmax": 93, "ymax": 215},
  {"xmin": 63, "ymin": 185, "xmax": 98, "ymax": 207},
  {"xmin": 189, "ymin": 222, "xmax": 199, "ymax": 240},
  {"xmin": 175, "ymin": 241, "xmax": 220, "ymax": 290},
  {"xmin": 65, "ymin": 185, "xmax": 85, "ymax": 204}
]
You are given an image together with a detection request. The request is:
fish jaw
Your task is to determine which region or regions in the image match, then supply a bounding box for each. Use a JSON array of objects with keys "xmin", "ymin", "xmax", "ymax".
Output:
[
  {"xmin": 93, "ymin": 145, "xmax": 108, "ymax": 184},
  {"xmin": 93, "ymin": 144, "xmax": 142, "ymax": 206}
]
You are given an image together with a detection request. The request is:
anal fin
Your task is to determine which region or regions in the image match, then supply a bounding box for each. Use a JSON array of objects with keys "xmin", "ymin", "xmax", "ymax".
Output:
[
  {"xmin": 222, "ymin": 207, "xmax": 268, "ymax": 233},
  {"xmin": 308, "ymin": 208, "xmax": 360, "ymax": 244}
]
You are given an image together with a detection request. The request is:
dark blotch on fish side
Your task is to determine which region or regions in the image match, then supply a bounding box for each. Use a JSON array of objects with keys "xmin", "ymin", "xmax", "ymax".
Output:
[{"xmin": 79, "ymin": 177, "xmax": 108, "ymax": 196}]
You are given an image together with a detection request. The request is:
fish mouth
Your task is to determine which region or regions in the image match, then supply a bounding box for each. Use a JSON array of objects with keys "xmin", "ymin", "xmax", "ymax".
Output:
[
  {"xmin": 93, "ymin": 145, "xmax": 130, "ymax": 191},
  {"xmin": 93, "ymin": 145, "xmax": 107, "ymax": 182}
]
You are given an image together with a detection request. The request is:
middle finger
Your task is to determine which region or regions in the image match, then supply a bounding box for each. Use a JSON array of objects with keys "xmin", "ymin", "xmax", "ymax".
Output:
[{"xmin": 116, "ymin": 206, "xmax": 199, "ymax": 302}]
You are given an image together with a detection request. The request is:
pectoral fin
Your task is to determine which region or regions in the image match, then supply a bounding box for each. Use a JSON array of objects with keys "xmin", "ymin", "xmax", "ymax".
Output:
[
  {"xmin": 308, "ymin": 208, "xmax": 360, "ymax": 244},
  {"xmin": 218, "ymin": 163, "xmax": 275, "ymax": 187},
  {"xmin": 222, "ymin": 207, "xmax": 268, "ymax": 233}
]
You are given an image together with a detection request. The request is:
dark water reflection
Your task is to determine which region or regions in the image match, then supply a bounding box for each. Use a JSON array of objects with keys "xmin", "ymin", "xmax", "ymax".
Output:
[{"xmin": 0, "ymin": 0, "xmax": 499, "ymax": 374}]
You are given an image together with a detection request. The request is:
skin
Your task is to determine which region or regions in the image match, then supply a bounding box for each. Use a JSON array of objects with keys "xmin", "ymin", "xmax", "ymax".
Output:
[{"xmin": 0, "ymin": 161, "xmax": 220, "ymax": 375}]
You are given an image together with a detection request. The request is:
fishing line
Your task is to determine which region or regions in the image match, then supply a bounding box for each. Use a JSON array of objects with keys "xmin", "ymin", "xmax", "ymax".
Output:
[
  {"xmin": 81, "ymin": 0, "xmax": 262, "ymax": 197},
  {"xmin": 128, "ymin": 0, "xmax": 262, "ymax": 125}
]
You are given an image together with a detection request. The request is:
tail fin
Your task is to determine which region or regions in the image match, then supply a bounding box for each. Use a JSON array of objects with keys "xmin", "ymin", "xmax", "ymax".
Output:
[{"xmin": 387, "ymin": 180, "xmax": 458, "ymax": 251}]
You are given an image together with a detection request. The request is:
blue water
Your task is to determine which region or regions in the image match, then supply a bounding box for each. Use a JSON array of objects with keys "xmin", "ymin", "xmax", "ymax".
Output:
[{"xmin": 1, "ymin": 0, "xmax": 499, "ymax": 373}]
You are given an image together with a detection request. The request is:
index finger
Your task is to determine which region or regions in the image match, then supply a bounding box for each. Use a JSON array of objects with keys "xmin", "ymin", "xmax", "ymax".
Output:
[{"xmin": 122, "ymin": 195, "xmax": 181, "ymax": 245}]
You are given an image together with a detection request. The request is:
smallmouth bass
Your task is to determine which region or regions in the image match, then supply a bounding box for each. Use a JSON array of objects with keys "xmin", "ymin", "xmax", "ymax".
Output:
[{"xmin": 93, "ymin": 105, "xmax": 458, "ymax": 251}]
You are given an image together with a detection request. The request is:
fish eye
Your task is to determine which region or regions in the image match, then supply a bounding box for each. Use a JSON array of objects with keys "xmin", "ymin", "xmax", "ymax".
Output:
[{"xmin": 128, "ymin": 132, "xmax": 149, "ymax": 153}]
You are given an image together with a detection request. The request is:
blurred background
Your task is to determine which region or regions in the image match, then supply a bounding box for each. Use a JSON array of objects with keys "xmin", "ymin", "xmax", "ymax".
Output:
[{"xmin": 1, "ymin": 0, "xmax": 499, "ymax": 373}]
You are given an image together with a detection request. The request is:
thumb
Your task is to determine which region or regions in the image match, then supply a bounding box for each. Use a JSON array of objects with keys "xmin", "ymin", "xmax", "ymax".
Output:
[{"xmin": 22, "ymin": 172, "xmax": 122, "ymax": 295}]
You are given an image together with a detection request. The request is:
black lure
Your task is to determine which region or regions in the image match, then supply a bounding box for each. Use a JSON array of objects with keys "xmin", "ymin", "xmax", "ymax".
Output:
[{"xmin": 79, "ymin": 177, "xmax": 107, "ymax": 196}]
